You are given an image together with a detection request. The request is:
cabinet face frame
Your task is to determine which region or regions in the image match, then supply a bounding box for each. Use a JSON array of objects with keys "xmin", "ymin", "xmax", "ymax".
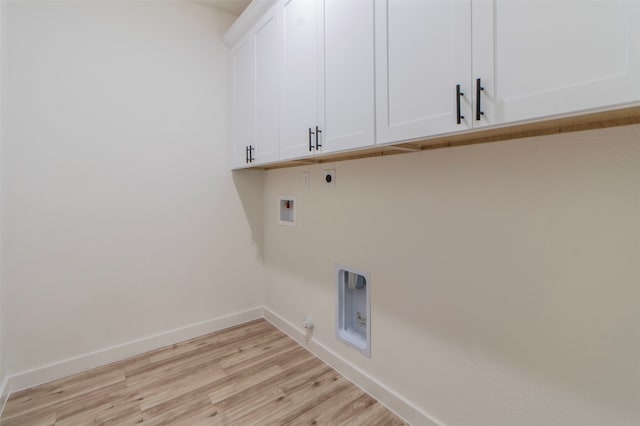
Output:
[
  {"xmin": 322, "ymin": 0, "xmax": 375, "ymax": 154},
  {"xmin": 279, "ymin": 0, "xmax": 376, "ymax": 161},
  {"xmin": 472, "ymin": 0, "xmax": 640, "ymax": 126},
  {"xmin": 230, "ymin": 35, "xmax": 255, "ymax": 168},
  {"xmin": 279, "ymin": 0, "xmax": 324, "ymax": 160},
  {"xmin": 375, "ymin": 0, "xmax": 473, "ymax": 145},
  {"xmin": 230, "ymin": 4, "xmax": 282, "ymax": 168},
  {"xmin": 253, "ymin": 5, "xmax": 281, "ymax": 164}
]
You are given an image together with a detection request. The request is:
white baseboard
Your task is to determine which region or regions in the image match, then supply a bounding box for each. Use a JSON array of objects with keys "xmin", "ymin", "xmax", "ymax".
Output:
[
  {"xmin": 263, "ymin": 307, "xmax": 441, "ymax": 426},
  {"xmin": 0, "ymin": 376, "xmax": 9, "ymax": 418},
  {"xmin": 7, "ymin": 307, "xmax": 264, "ymax": 393}
]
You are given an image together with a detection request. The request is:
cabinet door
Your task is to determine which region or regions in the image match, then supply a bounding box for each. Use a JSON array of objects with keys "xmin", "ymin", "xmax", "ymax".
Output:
[
  {"xmin": 375, "ymin": 0, "xmax": 472, "ymax": 144},
  {"xmin": 473, "ymin": 0, "xmax": 640, "ymax": 126},
  {"xmin": 280, "ymin": 0, "xmax": 323, "ymax": 160},
  {"xmin": 230, "ymin": 37, "xmax": 254, "ymax": 168},
  {"xmin": 322, "ymin": 0, "xmax": 375, "ymax": 153},
  {"xmin": 253, "ymin": 8, "xmax": 280, "ymax": 164}
]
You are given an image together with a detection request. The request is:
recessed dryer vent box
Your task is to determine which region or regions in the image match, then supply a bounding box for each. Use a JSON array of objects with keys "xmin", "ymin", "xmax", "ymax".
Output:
[
  {"xmin": 336, "ymin": 265, "xmax": 370, "ymax": 357},
  {"xmin": 278, "ymin": 196, "xmax": 296, "ymax": 226}
]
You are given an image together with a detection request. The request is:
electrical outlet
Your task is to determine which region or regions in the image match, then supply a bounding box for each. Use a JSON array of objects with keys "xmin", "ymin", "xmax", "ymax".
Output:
[
  {"xmin": 323, "ymin": 169, "xmax": 336, "ymax": 187},
  {"xmin": 303, "ymin": 171, "xmax": 310, "ymax": 188}
]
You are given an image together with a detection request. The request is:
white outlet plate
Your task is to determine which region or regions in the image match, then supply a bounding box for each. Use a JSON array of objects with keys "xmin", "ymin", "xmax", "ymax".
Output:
[
  {"xmin": 303, "ymin": 171, "xmax": 310, "ymax": 188},
  {"xmin": 323, "ymin": 169, "xmax": 336, "ymax": 187}
]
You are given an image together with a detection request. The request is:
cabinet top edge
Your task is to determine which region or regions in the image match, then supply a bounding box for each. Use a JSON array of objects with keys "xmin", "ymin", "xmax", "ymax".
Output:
[{"xmin": 223, "ymin": 0, "xmax": 279, "ymax": 48}]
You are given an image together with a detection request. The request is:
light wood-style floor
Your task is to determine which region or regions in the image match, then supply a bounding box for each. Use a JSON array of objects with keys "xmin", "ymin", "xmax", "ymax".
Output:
[{"xmin": 1, "ymin": 319, "xmax": 407, "ymax": 425}]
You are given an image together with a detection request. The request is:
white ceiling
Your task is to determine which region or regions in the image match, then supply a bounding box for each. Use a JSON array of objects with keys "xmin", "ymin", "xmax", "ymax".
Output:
[{"xmin": 195, "ymin": 0, "xmax": 252, "ymax": 16}]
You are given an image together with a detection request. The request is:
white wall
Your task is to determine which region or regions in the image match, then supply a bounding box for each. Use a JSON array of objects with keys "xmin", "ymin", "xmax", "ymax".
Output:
[
  {"xmin": 2, "ymin": 0, "xmax": 264, "ymax": 376},
  {"xmin": 263, "ymin": 125, "xmax": 640, "ymax": 426},
  {"xmin": 0, "ymin": 0, "xmax": 6, "ymax": 393}
]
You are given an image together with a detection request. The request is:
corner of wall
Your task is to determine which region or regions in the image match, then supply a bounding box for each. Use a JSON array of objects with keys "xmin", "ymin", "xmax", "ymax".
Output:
[
  {"xmin": 263, "ymin": 307, "xmax": 441, "ymax": 426},
  {"xmin": 6, "ymin": 307, "xmax": 264, "ymax": 393}
]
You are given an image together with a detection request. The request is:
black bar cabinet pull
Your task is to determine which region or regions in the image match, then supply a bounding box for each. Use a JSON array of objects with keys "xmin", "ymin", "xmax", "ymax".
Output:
[
  {"xmin": 315, "ymin": 126, "xmax": 322, "ymax": 150},
  {"xmin": 476, "ymin": 78, "xmax": 484, "ymax": 121},
  {"xmin": 456, "ymin": 84, "xmax": 464, "ymax": 124},
  {"xmin": 308, "ymin": 127, "xmax": 315, "ymax": 151},
  {"xmin": 245, "ymin": 146, "xmax": 249, "ymax": 163},
  {"xmin": 249, "ymin": 145, "xmax": 255, "ymax": 163}
]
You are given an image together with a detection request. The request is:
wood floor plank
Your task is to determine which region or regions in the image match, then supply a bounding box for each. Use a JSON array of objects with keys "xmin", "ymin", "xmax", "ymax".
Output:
[
  {"xmin": 56, "ymin": 397, "xmax": 140, "ymax": 426},
  {"xmin": 250, "ymin": 370, "xmax": 351, "ymax": 425},
  {"xmin": 147, "ymin": 321, "xmax": 278, "ymax": 366},
  {"xmin": 310, "ymin": 386, "xmax": 375, "ymax": 425},
  {"xmin": 53, "ymin": 381, "xmax": 136, "ymax": 424},
  {"xmin": 320, "ymin": 391, "xmax": 378, "ymax": 424},
  {"xmin": 125, "ymin": 330, "xmax": 285, "ymax": 390},
  {"xmin": 206, "ymin": 364, "xmax": 285, "ymax": 407},
  {"xmin": 1, "ymin": 319, "xmax": 408, "ymax": 426},
  {"xmin": 135, "ymin": 365, "xmax": 226, "ymax": 412},
  {"xmin": 217, "ymin": 333, "xmax": 292, "ymax": 372},
  {"xmin": 222, "ymin": 386, "xmax": 287, "ymax": 423},
  {"xmin": 351, "ymin": 401, "xmax": 408, "ymax": 426},
  {"xmin": 0, "ymin": 409, "xmax": 56, "ymax": 426},
  {"xmin": 3, "ymin": 368, "xmax": 126, "ymax": 420},
  {"xmin": 141, "ymin": 396, "xmax": 218, "ymax": 426},
  {"xmin": 142, "ymin": 359, "xmax": 285, "ymax": 419},
  {"xmin": 93, "ymin": 399, "xmax": 144, "ymax": 425},
  {"xmin": 209, "ymin": 359, "xmax": 329, "ymax": 420},
  {"xmin": 277, "ymin": 383, "xmax": 358, "ymax": 425}
]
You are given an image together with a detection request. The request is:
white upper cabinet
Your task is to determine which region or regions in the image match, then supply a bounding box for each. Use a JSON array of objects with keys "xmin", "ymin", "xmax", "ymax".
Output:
[
  {"xmin": 280, "ymin": 0, "xmax": 375, "ymax": 159},
  {"xmin": 473, "ymin": 0, "xmax": 640, "ymax": 126},
  {"xmin": 280, "ymin": 0, "xmax": 323, "ymax": 160},
  {"xmin": 375, "ymin": 0, "xmax": 472, "ymax": 144},
  {"xmin": 230, "ymin": 36, "xmax": 254, "ymax": 168},
  {"xmin": 228, "ymin": 0, "xmax": 640, "ymax": 168},
  {"xmin": 253, "ymin": 8, "xmax": 280, "ymax": 164},
  {"xmin": 323, "ymin": 0, "xmax": 375, "ymax": 153},
  {"xmin": 229, "ymin": 5, "xmax": 280, "ymax": 168},
  {"xmin": 375, "ymin": 0, "xmax": 640, "ymax": 143}
]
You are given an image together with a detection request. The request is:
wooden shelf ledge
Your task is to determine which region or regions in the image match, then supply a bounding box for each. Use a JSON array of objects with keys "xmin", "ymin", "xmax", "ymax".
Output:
[{"xmin": 252, "ymin": 106, "xmax": 640, "ymax": 170}]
